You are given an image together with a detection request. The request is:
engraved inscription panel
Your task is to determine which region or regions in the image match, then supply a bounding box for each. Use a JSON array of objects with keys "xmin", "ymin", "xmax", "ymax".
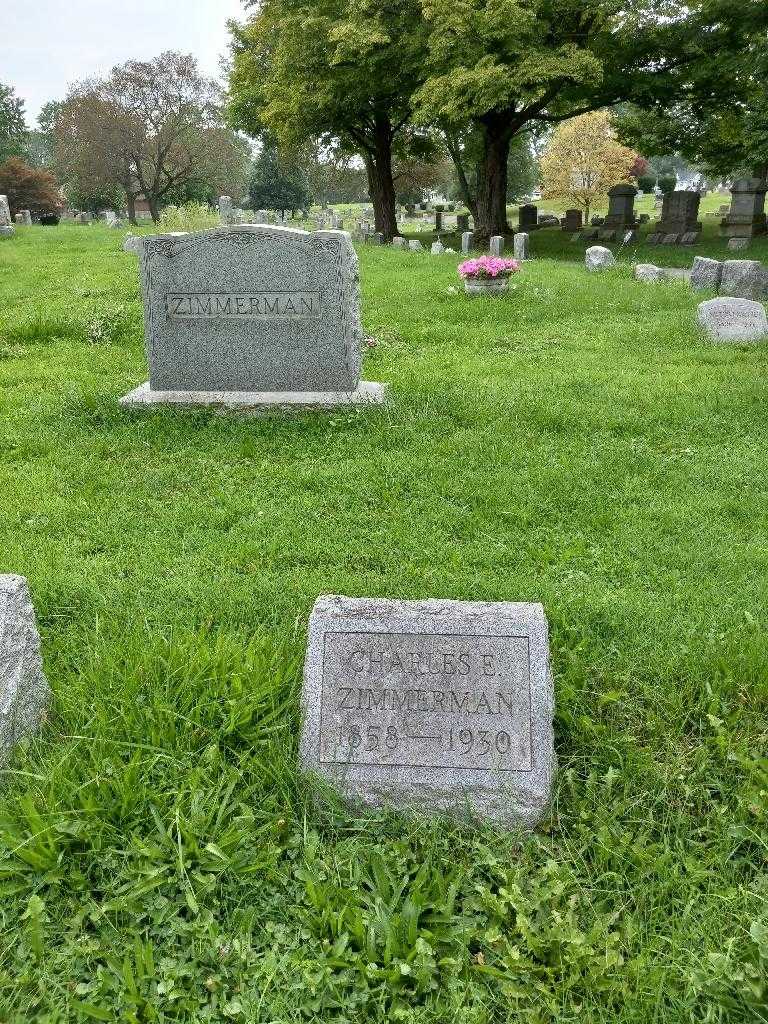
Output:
[
  {"xmin": 165, "ymin": 291, "xmax": 322, "ymax": 320},
  {"xmin": 320, "ymin": 632, "xmax": 532, "ymax": 771}
]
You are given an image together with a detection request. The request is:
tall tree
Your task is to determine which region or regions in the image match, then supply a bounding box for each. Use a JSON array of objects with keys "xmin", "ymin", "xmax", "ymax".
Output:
[
  {"xmin": 0, "ymin": 83, "xmax": 27, "ymax": 163},
  {"xmin": 249, "ymin": 137, "xmax": 311, "ymax": 212},
  {"xmin": 618, "ymin": 36, "xmax": 768, "ymax": 182},
  {"xmin": 229, "ymin": 0, "xmax": 428, "ymax": 240},
  {"xmin": 55, "ymin": 53, "xmax": 249, "ymax": 223},
  {"xmin": 0, "ymin": 157, "xmax": 62, "ymax": 218},
  {"xmin": 540, "ymin": 110, "xmax": 638, "ymax": 224},
  {"xmin": 416, "ymin": 0, "xmax": 768, "ymax": 243}
]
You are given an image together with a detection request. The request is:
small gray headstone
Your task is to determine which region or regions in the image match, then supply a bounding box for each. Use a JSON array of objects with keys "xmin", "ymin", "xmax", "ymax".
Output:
[
  {"xmin": 720, "ymin": 260, "xmax": 768, "ymax": 300},
  {"xmin": 123, "ymin": 235, "xmax": 143, "ymax": 254},
  {"xmin": 661, "ymin": 233, "xmax": 680, "ymax": 245},
  {"xmin": 0, "ymin": 194, "xmax": 13, "ymax": 236},
  {"xmin": 1, "ymin": 575, "xmax": 50, "ymax": 763},
  {"xmin": 513, "ymin": 233, "xmax": 529, "ymax": 260},
  {"xmin": 430, "ymin": 239, "xmax": 445, "ymax": 255},
  {"xmin": 489, "ymin": 235, "xmax": 504, "ymax": 257},
  {"xmin": 697, "ymin": 297, "xmax": 768, "ymax": 343},
  {"xmin": 727, "ymin": 237, "xmax": 750, "ymax": 252},
  {"xmin": 585, "ymin": 245, "xmax": 616, "ymax": 272},
  {"xmin": 300, "ymin": 595, "xmax": 554, "ymax": 828},
  {"xmin": 120, "ymin": 225, "xmax": 385, "ymax": 408},
  {"xmin": 408, "ymin": 239, "xmax": 423, "ymax": 251},
  {"xmin": 392, "ymin": 236, "xmax": 407, "ymax": 248},
  {"xmin": 690, "ymin": 256, "xmax": 723, "ymax": 291},
  {"xmin": 634, "ymin": 263, "xmax": 665, "ymax": 283},
  {"xmin": 681, "ymin": 231, "xmax": 701, "ymax": 245},
  {"xmin": 461, "ymin": 231, "xmax": 473, "ymax": 254}
]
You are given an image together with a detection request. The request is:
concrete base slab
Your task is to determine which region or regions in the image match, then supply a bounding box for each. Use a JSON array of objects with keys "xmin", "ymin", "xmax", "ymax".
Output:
[{"xmin": 119, "ymin": 380, "xmax": 388, "ymax": 411}]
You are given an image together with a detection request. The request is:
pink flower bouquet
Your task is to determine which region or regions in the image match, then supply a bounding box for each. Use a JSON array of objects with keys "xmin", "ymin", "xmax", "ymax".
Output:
[{"xmin": 458, "ymin": 255, "xmax": 521, "ymax": 280}]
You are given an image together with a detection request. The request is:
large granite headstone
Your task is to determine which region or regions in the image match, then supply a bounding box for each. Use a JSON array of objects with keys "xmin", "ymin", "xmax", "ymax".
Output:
[
  {"xmin": 719, "ymin": 260, "xmax": 768, "ymax": 301},
  {"xmin": 1, "ymin": 575, "xmax": 49, "ymax": 762},
  {"xmin": 653, "ymin": 190, "xmax": 702, "ymax": 238},
  {"xmin": 602, "ymin": 184, "xmax": 639, "ymax": 239},
  {"xmin": 120, "ymin": 225, "xmax": 386, "ymax": 409},
  {"xmin": 720, "ymin": 178, "xmax": 767, "ymax": 240},
  {"xmin": 300, "ymin": 596, "xmax": 554, "ymax": 827}
]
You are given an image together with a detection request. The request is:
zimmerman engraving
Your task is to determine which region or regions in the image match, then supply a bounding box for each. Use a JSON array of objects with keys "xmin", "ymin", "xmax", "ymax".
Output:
[
  {"xmin": 166, "ymin": 291, "xmax": 322, "ymax": 320},
  {"xmin": 319, "ymin": 632, "xmax": 532, "ymax": 771}
]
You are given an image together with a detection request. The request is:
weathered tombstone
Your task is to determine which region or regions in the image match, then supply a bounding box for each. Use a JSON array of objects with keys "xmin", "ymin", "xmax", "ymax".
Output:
[
  {"xmin": 598, "ymin": 228, "xmax": 617, "ymax": 242},
  {"xmin": 585, "ymin": 245, "xmax": 616, "ymax": 272},
  {"xmin": 578, "ymin": 229, "xmax": 599, "ymax": 242},
  {"xmin": 123, "ymin": 235, "xmax": 143, "ymax": 254},
  {"xmin": 1, "ymin": 575, "xmax": 50, "ymax": 763},
  {"xmin": 603, "ymin": 184, "xmax": 639, "ymax": 235},
  {"xmin": 538, "ymin": 213, "xmax": 560, "ymax": 228},
  {"xmin": 0, "ymin": 194, "xmax": 13, "ymax": 237},
  {"xmin": 591, "ymin": 216, "xmax": 605, "ymax": 227},
  {"xmin": 120, "ymin": 225, "xmax": 386, "ymax": 410},
  {"xmin": 513, "ymin": 233, "xmax": 529, "ymax": 260},
  {"xmin": 408, "ymin": 239, "xmax": 423, "ymax": 251},
  {"xmin": 368, "ymin": 232, "xmax": 384, "ymax": 246},
  {"xmin": 697, "ymin": 298, "xmax": 768, "ymax": 343},
  {"xmin": 563, "ymin": 209, "xmax": 583, "ymax": 232},
  {"xmin": 653, "ymin": 191, "xmax": 702, "ymax": 239},
  {"xmin": 489, "ymin": 235, "xmax": 504, "ymax": 257},
  {"xmin": 518, "ymin": 204, "xmax": 538, "ymax": 231},
  {"xmin": 75, "ymin": 212, "xmax": 91, "ymax": 225},
  {"xmin": 634, "ymin": 264, "xmax": 666, "ymax": 283},
  {"xmin": 727, "ymin": 237, "xmax": 750, "ymax": 252},
  {"xmin": 719, "ymin": 260, "xmax": 768, "ymax": 301},
  {"xmin": 661, "ymin": 233, "xmax": 680, "ymax": 245},
  {"xmin": 720, "ymin": 178, "xmax": 768, "ymax": 240},
  {"xmin": 680, "ymin": 231, "xmax": 701, "ymax": 245},
  {"xmin": 20, "ymin": 209, "xmax": 32, "ymax": 226},
  {"xmin": 690, "ymin": 257, "xmax": 723, "ymax": 291},
  {"xmin": 392, "ymin": 236, "xmax": 407, "ymax": 248},
  {"xmin": 218, "ymin": 195, "xmax": 235, "ymax": 225},
  {"xmin": 431, "ymin": 239, "xmax": 445, "ymax": 255},
  {"xmin": 461, "ymin": 231, "xmax": 474, "ymax": 254},
  {"xmin": 456, "ymin": 213, "xmax": 469, "ymax": 233},
  {"xmin": 300, "ymin": 595, "xmax": 554, "ymax": 827},
  {"xmin": 14, "ymin": 213, "xmax": 23, "ymax": 224},
  {"xmin": 646, "ymin": 233, "xmax": 663, "ymax": 245}
]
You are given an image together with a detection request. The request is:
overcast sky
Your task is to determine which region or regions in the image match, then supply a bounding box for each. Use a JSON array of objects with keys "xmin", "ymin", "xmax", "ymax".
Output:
[{"xmin": 4, "ymin": 0, "xmax": 248, "ymax": 125}]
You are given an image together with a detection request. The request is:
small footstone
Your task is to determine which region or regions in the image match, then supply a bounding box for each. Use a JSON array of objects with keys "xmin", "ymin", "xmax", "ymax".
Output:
[
  {"xmin": 647, "ymin": 233, "xmax": 663, "ymax": 245},
  {"xmin": 579, "ymin": 229, "xmax": 598, "ymax": 242},
  {"xmin": 727, "ymin": 237, "xmax": 750, "ymax": 252},
  {"xmin": 681, "ymin": 231, "xmax": 701, "ymax": 245},
  {"xmin": 720, "ymin": 260, "xmax": 768, "ymax": 300},
  {"xmin": 300, "ymin": 595, "xmax": 554, "ymax": 828},
  {"xmin": 489, "ymin": 235, "xmax": 504, "ymax": 257},
  {"xmin": 585, "ymin": 245, "xmax": 616, "ymax": 272},
  {"xmin": 408, "ymin": 239, "xmax": 423, "ymax": 251},
  {"xmin": 1, "ymin": 575, "xmax": 50, "ymax": 762},
  {"xmin": 697, "ymin": 297, "xmax": 768, "ymax": 343},
  {"xmin": 513, "ymin": 232, "xmax": 529, "ymax": 260},
  {"xmin": 634, "ymin": 264, "xmax": 665, "ymax": 283},
  {"xmin": 690, "ymin": 256, "xmax": 723, "ymax": 291},
  {"xmin": 661, "ymin": 233, "xmax": 680, "ymax": 245}
]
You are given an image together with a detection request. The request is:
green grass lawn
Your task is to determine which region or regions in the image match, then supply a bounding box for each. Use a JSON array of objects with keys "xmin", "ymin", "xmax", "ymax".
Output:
[{"xmin": 1, "ymin": 225, "xmax": 767, "ymax": 1023}]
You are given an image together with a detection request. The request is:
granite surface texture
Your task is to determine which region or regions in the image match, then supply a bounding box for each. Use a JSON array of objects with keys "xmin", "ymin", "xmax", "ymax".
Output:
[
  {"xmin": 300, "ymin": 596, "xmax": 554, "ymax": 828},
  {"xmin": 138, "ymin": 226, "xmax": 363, "ymax": 392},
  {"xmin": 0, "ymin": 575, "xmax": 49, "ymax": 763}
]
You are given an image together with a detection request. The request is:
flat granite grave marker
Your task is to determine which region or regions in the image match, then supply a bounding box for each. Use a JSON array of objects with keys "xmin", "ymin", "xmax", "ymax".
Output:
[
  {"xmin": 120, "ymin": 225, "xmax": 386, "ymax": 410},
  {"xmin": 300, "ymin": 596, "xmax": 554, "ymax": 827},
  {"xmin": 1, "ymin": 575, "xmax": 50, "ymax": 762}
]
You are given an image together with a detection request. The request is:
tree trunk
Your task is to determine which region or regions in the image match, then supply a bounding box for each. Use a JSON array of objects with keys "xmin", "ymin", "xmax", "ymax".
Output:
[
  {"xmin": 148, "ymin": 196, "xmax": 161, "ymax": 223},
  {"xmin": 443, "ymin": 129, "xmax": 478, "ymax": 221},
  {"xmin": 361, "ymin": 116, "xmax": 398, "ymax": 242},
  {"xmin": 126, "ymin": 192, "xmax": 137, "ymax": 226},
  {"xmin": 474, "ymin": 116, "xmax": 513, "ymax": 246}
]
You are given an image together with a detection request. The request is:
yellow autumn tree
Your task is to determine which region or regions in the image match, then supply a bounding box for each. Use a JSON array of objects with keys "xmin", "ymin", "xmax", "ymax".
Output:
[{"xmin": 540, "ymin": 111, "xmax": 639, "ymax": 226}]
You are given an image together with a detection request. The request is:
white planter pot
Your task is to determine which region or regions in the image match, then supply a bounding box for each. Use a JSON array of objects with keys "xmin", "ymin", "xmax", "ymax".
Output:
[{"xmin": 463, "ymin": 276, "xmax": 510, "ymax": 296}]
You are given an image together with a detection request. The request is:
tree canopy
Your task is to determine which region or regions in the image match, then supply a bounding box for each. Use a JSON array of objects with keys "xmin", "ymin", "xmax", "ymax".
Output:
[
  {"xmin": 0, "ymin": 82, "xmax": 27, "ymax": 164},
  {"xmin": 229, "ymin": 0, "xmax": 430, "ymax": 239},
  {"xmin": 540, "ymin": 110, "xmax": 637, "ymax": 223},
  {"xmin": 248, "ymin": 138, "xmax": 311, "ymax": 212},
  {"xmin": 56, "ymin": 52, "xmax": 248, "ymax": 222}
]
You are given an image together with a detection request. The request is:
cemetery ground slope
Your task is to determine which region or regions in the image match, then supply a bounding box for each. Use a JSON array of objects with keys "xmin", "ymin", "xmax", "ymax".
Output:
[{"xmin": 0, "ymin": 225, "xmax": 767, "ymax": 1022}]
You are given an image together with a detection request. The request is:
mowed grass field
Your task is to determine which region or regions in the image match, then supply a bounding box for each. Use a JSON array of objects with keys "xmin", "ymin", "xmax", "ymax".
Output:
[{"xmin": 1, "ymin": 225, "xmax": 767, "ymax": 1023}]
